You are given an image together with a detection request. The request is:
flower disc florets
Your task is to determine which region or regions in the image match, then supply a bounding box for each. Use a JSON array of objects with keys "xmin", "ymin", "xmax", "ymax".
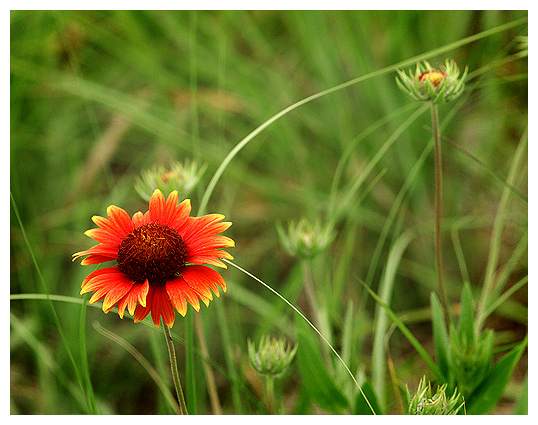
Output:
[
  {"xmin": 117, "ymin": 223, "xmax": 188, "ymax": 284},
  {"xmin": 396, "ymin": 59, "xmax": 467, "ymax": 104}
]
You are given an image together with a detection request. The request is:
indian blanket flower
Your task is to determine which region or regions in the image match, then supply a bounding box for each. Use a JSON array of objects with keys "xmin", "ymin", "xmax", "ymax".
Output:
[{"xmin": 73, "ymin": 189, "xmax": 234, "ymax": 328}]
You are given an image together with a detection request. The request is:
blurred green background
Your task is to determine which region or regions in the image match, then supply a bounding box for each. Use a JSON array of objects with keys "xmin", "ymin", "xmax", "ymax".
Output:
[{"xmin": 11, "ymin": 10, "xmax": 527, "ymax": 414}]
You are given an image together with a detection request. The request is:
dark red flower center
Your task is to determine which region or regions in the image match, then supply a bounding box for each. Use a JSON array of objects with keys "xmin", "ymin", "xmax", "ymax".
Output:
[{"xmin": 117, "ymin": 223, "xmax": 188, "ymax": 284}]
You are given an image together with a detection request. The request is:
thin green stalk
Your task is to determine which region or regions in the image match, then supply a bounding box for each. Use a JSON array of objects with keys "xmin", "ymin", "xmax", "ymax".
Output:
[
  {"xmin": 265, "ymin": 375, "xmax": 275, "ymax": 414},
  {"xmin": 483, "ymin": 275, "xmax": 528, "ymax": 320},
  {"xmin": 194, "ymin": 314, "xmax": 223, "ymax": 414},
  {"xmin": 215, "ymin": 300, "xmax": 244, "ymax": 413},
  {"xmin": 78, "ymin": 294, "xmax": 98, "ymax": 414},
  {"xmin": 163, "ymin": 323, "xmax": 189, "ymax": 415},
  {"xmin": 185, "ymin": 311, "xmax": 197, "ymax": 414},
  {"xmin": 431, "ymin": 103, "xmax": 451, "ymax": 326},
  {"xmin": 301, "ymin": 260, "xmax": 325, "ymax": 340},
  {"xmin": 362, "ymin": 282, "xmax": 443, "ymax": 381}
]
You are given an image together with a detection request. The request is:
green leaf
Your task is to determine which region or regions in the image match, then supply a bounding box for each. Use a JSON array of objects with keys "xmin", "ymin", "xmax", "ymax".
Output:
[
  {"xmin": 295, "ymin": 317, "xmax": 349, "ymax": 413},
  {"xmin": 362, "ymin": 281, "xmax": 443, "ymax": 381},
  {"xmin": 466, "ymin": 336, "xmax": 527, "ymax": 414},
  {"xmin": 430, "ymin": 292, "xmax": 450, "ymax": 381},
  {"xmin": 354, "ymin": 380, "xmax": 382, "ymax": 415},
  {"xmin": 457, "ymin": 283, "xmax": 475, "ymax": 345}
]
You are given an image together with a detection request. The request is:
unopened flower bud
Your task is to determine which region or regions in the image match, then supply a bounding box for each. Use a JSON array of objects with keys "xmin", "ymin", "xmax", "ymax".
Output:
[
  {"xmin": 406, "ymin": 377, "xmax": 464, "ymax": 415},
  {"xmin": 135, "ymin": 159, "xmax": 206, "ymax": 202},
  {"xmin": 277, "ymin": 217, "xmax": 335, "ymax": 258},
  {"xmin": 248, "ymin": 335, "xmax": 297, "ymax": 378},
  {"xmin": 396, "ymin": 59, "xmax": 467, "ymax": 104}
]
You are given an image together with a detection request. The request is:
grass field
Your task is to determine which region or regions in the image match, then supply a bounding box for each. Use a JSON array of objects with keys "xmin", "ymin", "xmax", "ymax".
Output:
[{"xmin": 10, "ymin": 10, "xmax": 527, "ymax": 415}]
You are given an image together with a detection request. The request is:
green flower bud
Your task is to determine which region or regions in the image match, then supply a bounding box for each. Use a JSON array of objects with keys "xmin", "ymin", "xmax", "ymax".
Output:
[
  {"xmin": 406, "ymin": 377, "xmax": 465, "ymax": 415},
  {"xmin": 135, "ymin": 159, "xmax": 206, "ymax": 202},
  {"xmin": 277, "ymin": 217, "xmax": 335, "ymax": 258},
  {"xmin": 396, "ymin": 59, "xmax": 467, "ymax": 104},
  {"xmin": 248, "ymin": 335, "xmax": 297, "ymax": 378}
]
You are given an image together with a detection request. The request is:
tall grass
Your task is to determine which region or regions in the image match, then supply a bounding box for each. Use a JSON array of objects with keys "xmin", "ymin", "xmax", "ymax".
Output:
[{"xmin": 11, "ymin": 10, "xmax": 527, "ymax": 414}]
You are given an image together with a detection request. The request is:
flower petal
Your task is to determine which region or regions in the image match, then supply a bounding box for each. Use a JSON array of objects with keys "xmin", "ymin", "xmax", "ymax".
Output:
[
  {"xmin": 117, "ymin": 279, "xmax": 149, "ymax": 318},
  {"xmin": 72, "ymin": 244, "xmax": 119, "ymax": 263},
  {"xmin": 80, "ymin": 266, "xmax": 122, "ymax": 293},
  {"xmin": 182, "ymin": 264, "xmax": 227, "ymax": 296},
  {"xmin": 167, "ymin": 198, "xmax": 192, "ymax": 230},
  {"xmin": 80, "ymin": 267, "xmax": 130, "ymax": 307},
  {"xmin": 102, "ymin": 275, "xmax": 135, "ymax": 313},
  {"xmin": 132, "ymin": 210, "xmax": 150, "ymax": 228},
  {"xmin": 179, "ymin": 215, "xmax": 231, "ymax": 244},
  {"xmin": 149, "ymin": 189, "xmax": 166, "ymax": 223},
  {"xmin": 79, "ymin": 254, "xmax": 117, "ymax": 265},
  {"xmin": 107, "ymin": 205, "xmax": 134, "ymax": 236},
  {"xmin": 84, "ymin": 228, "xmax": 122, "ymax": 245},
  {"xmin": 134, "ymin": 285, "xmax": 175, "ymax": 328},
  {"xmin": 166, "ymin": 276, "xmax": 188, "ymax": 317}
]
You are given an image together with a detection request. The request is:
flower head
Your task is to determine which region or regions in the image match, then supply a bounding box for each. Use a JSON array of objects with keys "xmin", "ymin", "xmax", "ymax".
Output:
[
  {"xmin": 406, "ymin": 377, "xmax": 464, "ymax": 415},
  {"xmin": 277, "ymin": 217, "xmax": 335, "ymax": 259},
  {"xmin": 396, "ymin": 59, "xmax": 467, "ymax": 104},
  {"xmin": 135, "ymin": 159, "xmax": 206, "ymax": 202},
  {"xmin": 73, "ymin": 189, "xmax": 234, "ymax": 328},
  {"xmin": 248, "ymin": 335, "xmax": 297, "ymax": 378}
]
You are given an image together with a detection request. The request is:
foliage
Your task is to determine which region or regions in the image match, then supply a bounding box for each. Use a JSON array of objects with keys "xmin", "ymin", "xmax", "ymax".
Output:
[{"xmin": 11, "ymin": 11, "xmax": 527, "ymax": 414}]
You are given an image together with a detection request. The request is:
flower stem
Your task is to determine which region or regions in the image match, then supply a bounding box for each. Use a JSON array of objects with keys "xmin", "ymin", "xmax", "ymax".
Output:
[
  {"xmin": 265, "ymin": 375, "xmax": 275, "ymax": 414},
  {"xmin": 163, "ymin": 323, "xmax": 188, "ymax": 415},
  {"xmin": 431, "ymin": 103, "xmax": 451, "ymax": 326}
]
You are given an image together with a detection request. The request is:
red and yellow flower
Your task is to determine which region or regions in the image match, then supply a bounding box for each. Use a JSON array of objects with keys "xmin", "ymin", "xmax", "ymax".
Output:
[{"xmin": 73, "ymin": 189, "xmax": 234, "ymax": 328}]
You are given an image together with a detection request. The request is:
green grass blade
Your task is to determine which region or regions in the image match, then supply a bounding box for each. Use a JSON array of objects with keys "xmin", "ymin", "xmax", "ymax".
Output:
[
  {"xmin": 78, "ymin": 294, "xmax": 98, "ymax": 414},
  {"xmin": 198, "ymin": 16, "xmax": 527, "ymax": 216},
  {"xmin": 10, "ymin": 312, "xmax": 89, "ymax": 413},
  {"xmin": 10, "ymin": 192, "xmax": 86, "ymax": 406},
  {"xmin": 225, "ymin": 259, "xmax": 376, "ymax": 414},
  {"xmin": 466, "ymin": 335, "xmax": 527, "ymax": 414},
  {"xmin": 457, "ymin": 283, "xmax": 475, "ymax": 344},
  {"xmin": 371, "ymin": 229, "xmax": 416, "ymax": 403},
  {"xmin": 512, "ymin": 374, "xmax": 528, "ymax": 415},
  {"xmin": 296, "ymin": 318, "xmax": 349, "ymax": 413},
  {"xmin": 92, "ymin": 321, "xmax": 181, "ymax": 414},
  {"xmin": 362, "ymin": 281, "xmax": 443, "ymax": 382},
  {"xmin": 430, "ymin": 292, "xmax": 450, "ymax": 381},
  {"xmin": 476, "ymin": 126, "xmax": 528, "ymax": 329},
  {"xmin": 353, "ymin": 380, "xmax": 382, "ymax": 415}
]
